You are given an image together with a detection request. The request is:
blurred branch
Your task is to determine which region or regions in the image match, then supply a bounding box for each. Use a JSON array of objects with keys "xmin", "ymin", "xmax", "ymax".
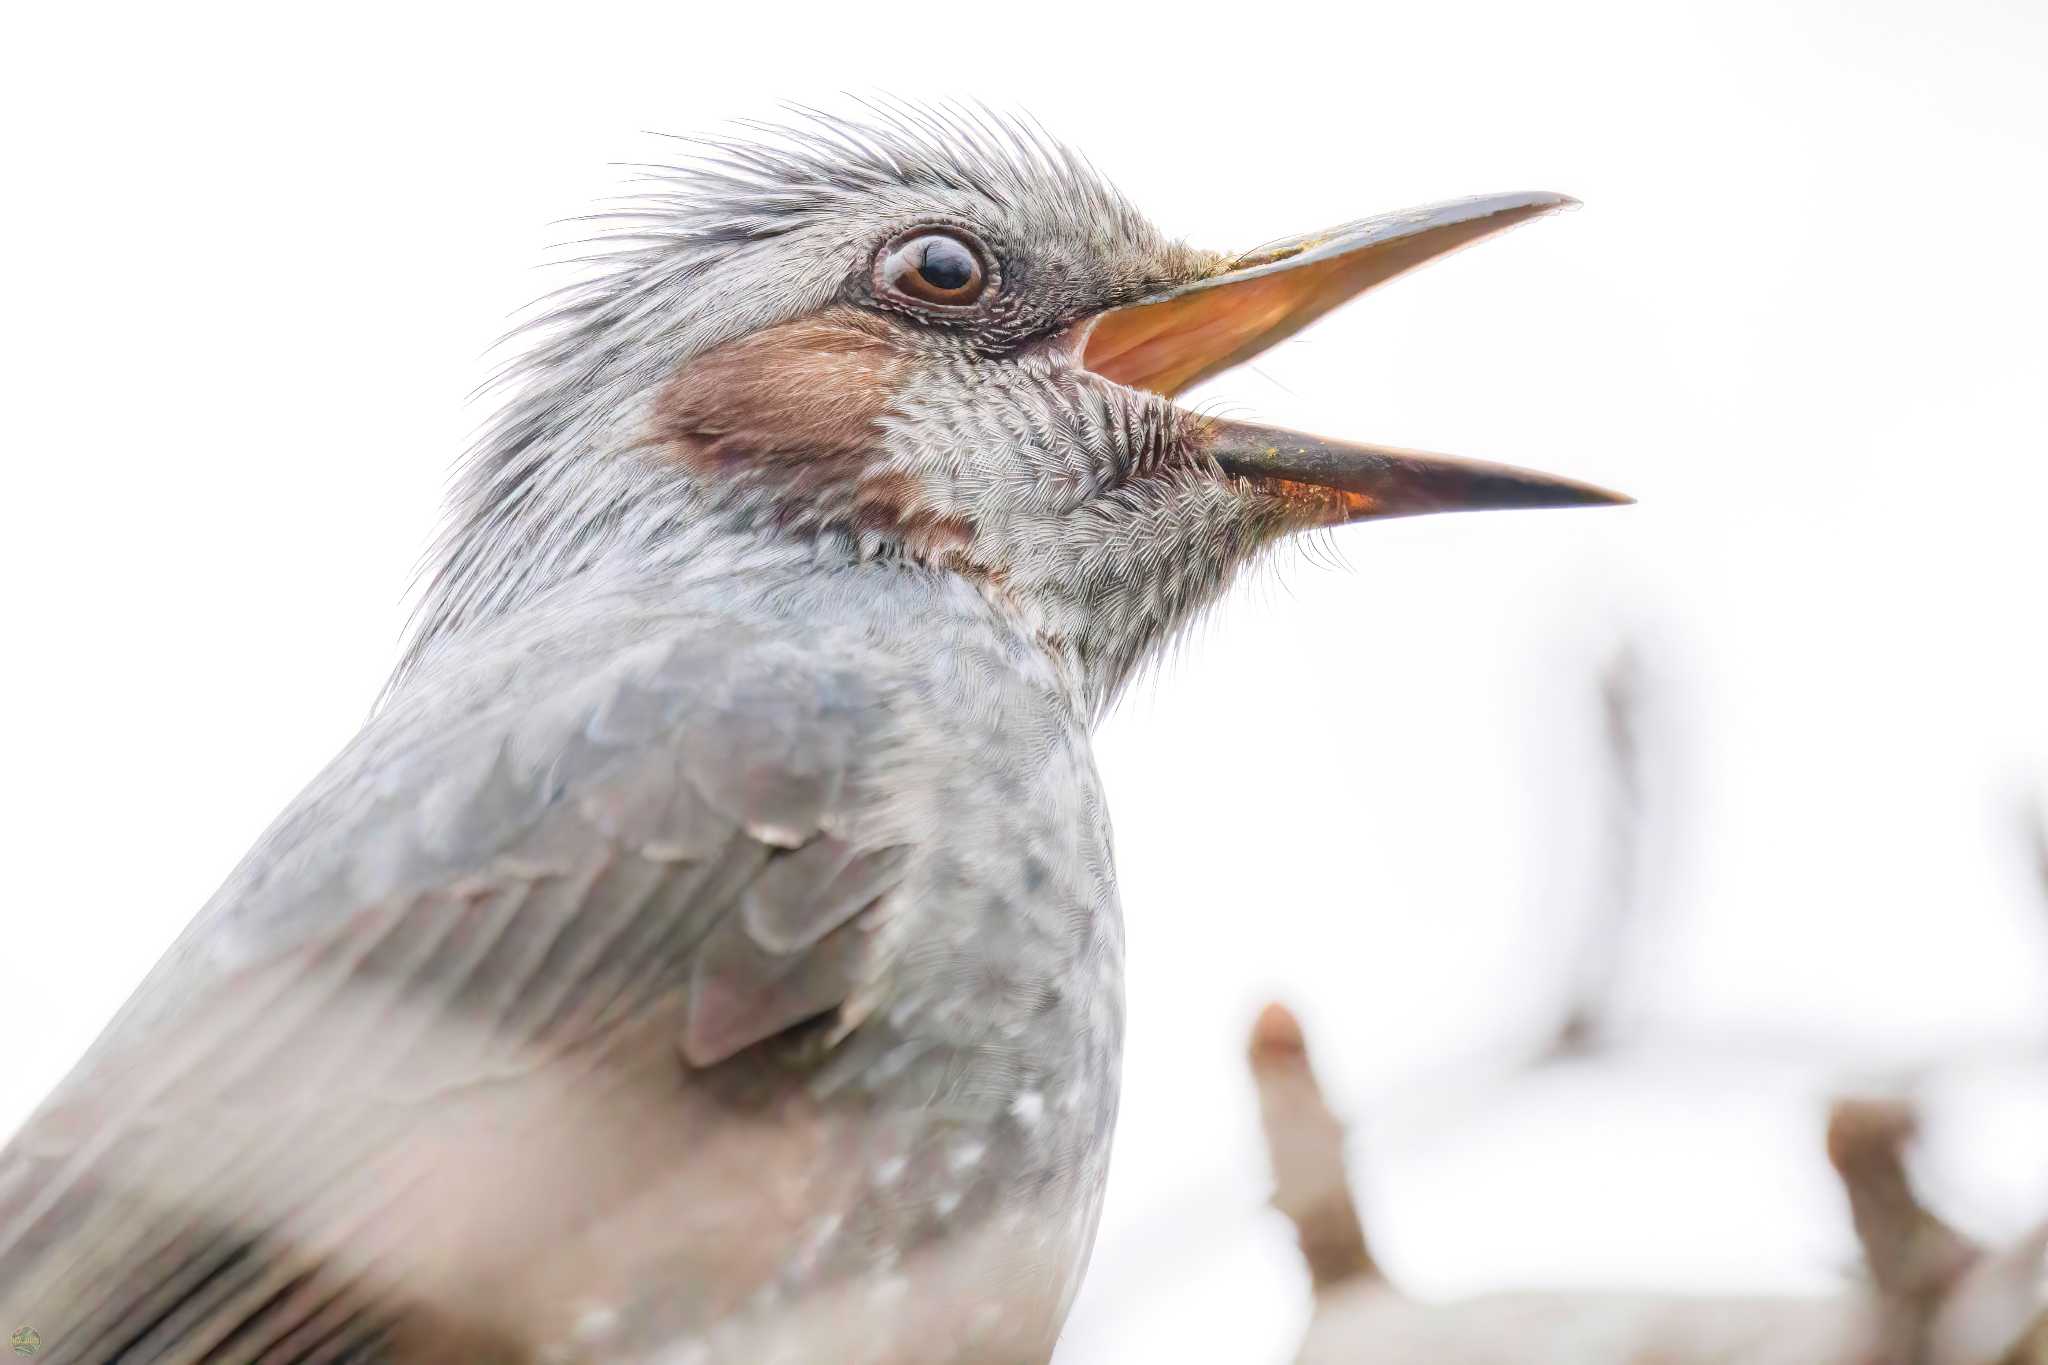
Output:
[
  {"xmin": 2023, "ymin": 793, "xmax": 2048, "ymax": 990},
  {"xmin": 1248, "ymin": 1003, "xmax": 1379, "ymax": 1292},
  {"xmin": 1825, "ymin": 1097, "xmax": 1979, "ymax": 1302},
  {"xmin": 2024, "ymin": 793, "xmax": 2048, "ymax": 899},
  {"xmin": 1545, "ymin": 644, "xmax": 1648, "ymax": 1061},
  {"xmin": 1253, "ymin": 1008, "xmax": 2048, "ymax": 1365}
]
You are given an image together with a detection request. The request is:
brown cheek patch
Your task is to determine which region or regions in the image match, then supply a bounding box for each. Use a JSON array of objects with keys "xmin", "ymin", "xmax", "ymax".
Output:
[
  {"xmin": 850, "ymin": 470, "xmax": 975, "ymax": 559},
  {"xmin": 653, "ymin": 307, "xmax": 904, "ymax": 477},
  {"xmin": 650, "ymin": 308, "xmax": 974, "ymax": 559},
  {"xmin": 649, "ymin": 309, "xmax": 891, "ymax": 502}
]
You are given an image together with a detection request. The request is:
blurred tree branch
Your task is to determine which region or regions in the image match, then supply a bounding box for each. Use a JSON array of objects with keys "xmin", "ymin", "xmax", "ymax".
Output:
[
  {"xmin": 1826, "ymin": 1098, "xmax": 1977, "ymax": 1304},
  {"xmin": 1253, "ymin": 1006, "xmax": 2048, "ymax": 1365},
  {"xmin": 2024, "ymin": 794, "xmax": 2048, "ymax": 899},
  {"xmin": 1248, "ymin": 1003, "xmax": 1378, "ymax": 1293},
  {"xmin": 1545, "ymin": 644, "xmax": 1648, "ymax": 1061}
]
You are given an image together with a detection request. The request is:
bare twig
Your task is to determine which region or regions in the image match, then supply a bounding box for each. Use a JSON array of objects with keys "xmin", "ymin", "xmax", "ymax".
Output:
[
  {"xmin": 1252, "ymin": 1012, "xmax": 2048, "ymax": 1365},
  {"xmin": 2024, "ymin": 793, "xmax": 2048, "ymax": 899},
  {"xmin": 1248, "ymin": 1003, "xmax": 1379, "ymax": 1291},
  {"xmin": 2023, "ymin": 793, "xmax": 2048, "ymax": 999},
  {"xmin": 1825, "ymin": 1098, "xmax": 1978, "ymax": 1303},
  {"xmin": 1546, "ymin": 644, "xmax": 1647, "ymax": 1060}
]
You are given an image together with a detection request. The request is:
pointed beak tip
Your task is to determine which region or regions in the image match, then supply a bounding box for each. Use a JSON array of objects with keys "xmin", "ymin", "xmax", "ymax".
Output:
[
  {"xmin": 1203, "ymin": 419, "xmax": 1633, "ymax": 521},
  {"xmin": 1487, "ymin": 475, "xmax": 1635, "ymax": 513},
  {"xmin": 1571, "ymin": 482, "xmax": 1633, "ymax": 509},
  {"xmin": 1503, "ymin": 191, "xmax": 1580, "ymax": 225},
  {"xmin": 1512, "ymin": 476, "xmax": 1632, "ymax": 511},
  {"xmin": 1484, "ymin": 190, "xmax": 1580, "ymax": 221}
]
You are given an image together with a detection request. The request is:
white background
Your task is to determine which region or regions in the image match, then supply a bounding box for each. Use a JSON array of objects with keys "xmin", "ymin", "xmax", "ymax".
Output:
[{"xmin": 4, "ymin": 3, "xmax": 2046, "ymax": 1359}]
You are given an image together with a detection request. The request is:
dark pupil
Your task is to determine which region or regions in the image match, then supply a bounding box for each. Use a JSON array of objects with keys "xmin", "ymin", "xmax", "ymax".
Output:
[{"xmin": 917, "ymin": 238, "xmax": 975, "ymax": 292}]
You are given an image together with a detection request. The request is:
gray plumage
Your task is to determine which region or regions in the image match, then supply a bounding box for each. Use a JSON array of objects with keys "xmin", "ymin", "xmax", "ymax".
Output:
[{"xmin": 0, "ymin": 101, "xmax": 1610, "ymax": 1363}]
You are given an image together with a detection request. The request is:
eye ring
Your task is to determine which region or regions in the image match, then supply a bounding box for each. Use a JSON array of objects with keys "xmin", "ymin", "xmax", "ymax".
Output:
[{"xmin": 873, "ymin": 227, "xmax": 995, "ymax": 311}]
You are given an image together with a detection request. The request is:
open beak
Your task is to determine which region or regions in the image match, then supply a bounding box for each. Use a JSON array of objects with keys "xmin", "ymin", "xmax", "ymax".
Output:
[{"xmin": 1082, "ymin": 191, "xmax": 1629, "ymax": 520}]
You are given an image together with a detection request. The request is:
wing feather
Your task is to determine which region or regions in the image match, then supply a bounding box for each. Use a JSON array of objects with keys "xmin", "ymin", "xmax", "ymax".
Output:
[{"xmin": 0, "ymin": 618, "xmax": 914, "ymax": 1362}]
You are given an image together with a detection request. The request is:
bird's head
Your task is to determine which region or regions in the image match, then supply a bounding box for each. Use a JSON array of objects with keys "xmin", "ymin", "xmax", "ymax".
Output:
[{"xmin": 409, "ymin": 105, "xmax": 1625, "ymax": 712}]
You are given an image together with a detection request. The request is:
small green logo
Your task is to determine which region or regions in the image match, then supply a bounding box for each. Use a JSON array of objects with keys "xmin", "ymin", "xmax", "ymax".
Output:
[{"xmin": 8, "ymin": 1326, "xmax": 39, "ymax": 1357}]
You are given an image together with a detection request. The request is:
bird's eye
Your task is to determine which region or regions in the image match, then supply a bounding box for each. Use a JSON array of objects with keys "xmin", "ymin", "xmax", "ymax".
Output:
[{"xmin": 875, "ymin": 229, "xmax": 992, "ymax": 309}]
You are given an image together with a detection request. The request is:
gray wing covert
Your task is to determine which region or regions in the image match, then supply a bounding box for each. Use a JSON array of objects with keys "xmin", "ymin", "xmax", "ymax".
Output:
[{"xmin": 0, "ymin": 621, "xmax": 913, "ymax": 1362}]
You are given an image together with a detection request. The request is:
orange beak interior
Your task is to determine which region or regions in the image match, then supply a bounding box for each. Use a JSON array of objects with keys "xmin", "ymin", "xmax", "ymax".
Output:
[{"xmin": 1082, "ymin": 193, "xmax": 1578, "ymax": 398}]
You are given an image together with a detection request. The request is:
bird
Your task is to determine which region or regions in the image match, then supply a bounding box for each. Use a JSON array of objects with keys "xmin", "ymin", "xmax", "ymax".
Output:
[{"xmin": 0, "ymin": 104, "xmax": 1625, "ymax": 1364}]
